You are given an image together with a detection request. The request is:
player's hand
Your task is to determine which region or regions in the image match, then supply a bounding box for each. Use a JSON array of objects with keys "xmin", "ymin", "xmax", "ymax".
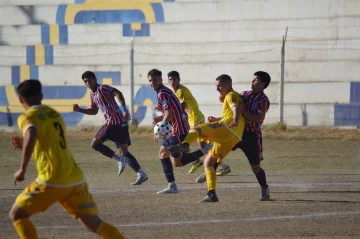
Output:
[
  {"xmin": 229, "ymin": 120, "xmax": 238, "ymax": 127},
  {"xmin": 73, "ymin": 104, "xmax": 80, "ymax": 112},
  {"xmin": 14, "ymin": 168, "xmax": 26, "ymax": 185},
  {"xmin": 153, "ymin": 106, "xmax": 160, "ymax": 112},
  {"xmin": 208, "ymin": 116, "xmax": 217, "ymax": 122},
  {"xmin": 153, "ymin": 136, "xmax": 159, "ymax": 143},
  {"xmin": 10, "ymin": 136, "xmax": 23, "ymax": 149},
  {"xmin": 123, "ymin": 110, "xmax": 131, "ymax": 122}
]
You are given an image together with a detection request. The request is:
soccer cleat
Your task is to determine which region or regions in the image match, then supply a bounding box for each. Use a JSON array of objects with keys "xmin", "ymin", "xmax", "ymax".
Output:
[
  {"xmin": 188, "ymin": 160, "xmax": 203, "ymax": 174},
  {"xmin": 216, "ymin": 167, "xmax": 231, "ymax": 176},
  {"xmin": 157, "ymin": 185, "xmax": 179, "ymax": 194},
  {"xmin": 167, "ymin": 143, "xmax": 190, "ymax": 154},
  {"xmin": 131, "ymin": 174, "xmax": 148, "ymax": 185},
  {"xmin": 200, "ymin": 191, "xmax": 219, "ymax": 203},
  {"xmin": 195, "ymin": 173, "xmax": 207, "ymax": 183},
  {"xmin": 260, "ymin": 187, "xmax": 270, "ymax": 201},
  {"xmin": 117, "ymin": 157, "xmax": 126, "ymax": 176}
]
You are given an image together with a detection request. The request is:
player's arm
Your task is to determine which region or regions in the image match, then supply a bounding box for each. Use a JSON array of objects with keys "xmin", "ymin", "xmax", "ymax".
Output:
[
  {"xmin": 112, "ymin": 88, "xmax": 127, "ymax": 111},
  {"xmin": 208, "ymin": 116, "xmax": 222, "ymax": 122},
  {"xmin": 13, "ymin": 126, "xmax": 37, "ymax": 185},
  {"xmin": 159, "ymin": 93, "xmax": 174, "ymax": 123},
  {"xmin": 162, "ymin": 109, "xmax": 174, "ymax": 123},
  {"xmin": 73, "ymin": 104, "xmax": 98, "ymax": 115},
  {"xmin": 241, "ymin": 110, "xmax": 265, "ymax": 123}
]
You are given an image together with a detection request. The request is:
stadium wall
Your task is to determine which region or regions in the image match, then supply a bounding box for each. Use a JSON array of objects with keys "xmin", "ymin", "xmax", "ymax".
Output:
[{"xmin": 0, "ymin": 0, "xmax": 359, "ymax": 127}]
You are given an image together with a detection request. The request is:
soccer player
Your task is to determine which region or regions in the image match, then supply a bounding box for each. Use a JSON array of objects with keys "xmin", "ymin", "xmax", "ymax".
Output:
[
  {"xmin": 148, "ymin": 69, "xmax": 212, "ymax": 194},
  {"xmin": 233, "ymin": 71, "xmax": 272, "ymax": 201},
  {"xmin": 168, "ymin": 70, "xmax": 217, "ymax": 174},
  {"xmin": 9, "ymin": 80, "xmax": 125, "ymax": 239},
  {"xmin": 73, "ymin": 71, "xmax": 148, "ymax": 185},
  {"xmin": 169, "ymin": 74, "xmax": 245, "ymax": 202}
]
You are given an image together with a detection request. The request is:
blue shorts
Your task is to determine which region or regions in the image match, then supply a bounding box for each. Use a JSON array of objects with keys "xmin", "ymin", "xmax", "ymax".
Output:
[
  {"xmin": 236, "ymin": 129, "xmax": 263, "ymax": 165},
  {"xmin": 95, "ymin": 124, "xmax": 131, "ymax": 148},
  {"xmin": 162, "ymin": 134, "xmax": 187, "ymax": 158}
]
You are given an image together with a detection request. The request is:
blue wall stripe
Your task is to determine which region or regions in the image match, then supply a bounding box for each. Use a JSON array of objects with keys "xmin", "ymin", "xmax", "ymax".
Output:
[
  {"xmin": 0, "ymin": 86, "xmax": 9, "ymax": 106},
  {"xmin": 11, "ymin": 66, "xmax": 20, "ymax": 85},
  {"xmin": 26, "ymin": 46, "xmax": 35, "ymax": 65},
  {"xmin": 75, "ymin": 0, "xmax": 85, "ymax": 4},
  {"xmin": 350, "ymin": 82, "xmax": 360, "ymax": 103},
  {"xmin": 44, "ymin": 45, "xmax": 54, "ymax": 65},
  {"xmin": 56, "ymin": 5, "xmax": 67, "ymax": 24},
  {"xmin": 74, "ymin": 10, "xmax": 145, "ymax": 24},
  {"xmin": 334, "ymin": 104, "xmax": 360, "ymax": 126},
  {"xmin": 95, "ymin": 72, "xmax": 121, "ymax": 85},
  {"xmin": 42, "ymin": 86, "xmax": 87, "ymax": 99},
  {"xmin": 41, "ymin": 24, "xmax": 50, "ymax": 44},
  {"xmin": 30, "ymin": 65, "xmax": 39, "ymax": 79},
  {"xmin": 59, "ymin": 25, "xmax": 68, "ymax": 44},
  {"xmin": 151, "ymin": 3, "xmax": 164, "ymax": 22},
  {"xmin": 164, "ymin": 0, "xmax": 176, "ymax": 2}
]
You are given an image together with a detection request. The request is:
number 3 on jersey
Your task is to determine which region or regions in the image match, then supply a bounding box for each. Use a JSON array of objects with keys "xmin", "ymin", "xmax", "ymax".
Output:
[{"xmin": 53, "ymin": 122, "xmax": 66, "ymax": 149}]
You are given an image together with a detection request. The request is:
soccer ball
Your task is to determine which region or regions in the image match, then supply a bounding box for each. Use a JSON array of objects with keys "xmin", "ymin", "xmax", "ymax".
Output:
[{"xmin": 154, "ymin": 121, "xmax": 173, "ymax": 140}]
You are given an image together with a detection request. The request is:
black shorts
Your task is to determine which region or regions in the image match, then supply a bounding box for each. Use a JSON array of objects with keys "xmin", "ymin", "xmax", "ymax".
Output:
[
  {"xmin": 162, "ymin": 134, "xmax": 187, "ymax": 158},
  {"xmin": 234, "ymin": 129, "xmax": 263, "ymax": 165},
  {"xmin": 95, "ymin": 124, "xmax": 131, "ymax": 148}
]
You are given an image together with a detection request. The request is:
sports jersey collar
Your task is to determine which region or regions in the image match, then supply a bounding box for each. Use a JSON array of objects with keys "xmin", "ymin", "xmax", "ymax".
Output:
[
  {"xmin": 91, "ymin": 84, "xmax": 101, "ymax": 94},
  {"xmin": 31, "ymin": 104, "xmax": 44, "ymax": 109}
]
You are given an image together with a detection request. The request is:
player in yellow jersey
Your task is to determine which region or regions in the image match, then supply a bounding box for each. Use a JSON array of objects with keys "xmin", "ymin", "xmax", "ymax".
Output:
[
  {"xmin": 8, "ymin": 80, "xmax": 125, "ymax": 239},
  {"xmin": 169, "ymin": 74, "xmax": 245, "ymax": 202},
  {"xmin": 167, "ymin": 71, "xmax": 207, "ymax": 174}
]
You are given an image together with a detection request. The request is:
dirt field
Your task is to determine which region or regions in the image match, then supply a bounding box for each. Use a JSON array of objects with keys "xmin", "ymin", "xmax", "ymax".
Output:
[{"xmin": 0, "ymin": 129, "xmax": 359, "ymax": 239}]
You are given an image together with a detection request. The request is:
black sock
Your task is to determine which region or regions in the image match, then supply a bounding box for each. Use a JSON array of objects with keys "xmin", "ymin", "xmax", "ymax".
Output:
[
  {"xmin": 160, "ymin": 157, "xmax": 175, "ymax": 183},
  {"xmin": 213, "ymin": 162, "xmax": 219, "ymax": 171},
  {"xmin": 180, "ymin": 149, "xmax": 204, "ymax": 166},
  {"xmin": 93, "ymin": 144, "xmax": 115, "ymax": 158},
  {"xmin": 255, "ymin": 168, "xmax": 268, "ymax": 188},
  {"xmin": 125, "ymin": 152, "xmax": 141, "ymax": 172}
]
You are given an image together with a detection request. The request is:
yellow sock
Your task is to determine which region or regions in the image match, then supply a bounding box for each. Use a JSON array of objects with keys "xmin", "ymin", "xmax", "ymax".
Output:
[
  {"xmin": 97, "ymin": 222, "xmax": 125, "ymax": 239},
  {"xmin": 13, "ymin": 218, "xmax": 39, "ymax": 239},
  {"xmin": 205, "ymin": 167, "xmax": 216, "ymax": 191},
  {"xmin": 184, "ymin": 130, "xmax": 199, "ymax": 145}
]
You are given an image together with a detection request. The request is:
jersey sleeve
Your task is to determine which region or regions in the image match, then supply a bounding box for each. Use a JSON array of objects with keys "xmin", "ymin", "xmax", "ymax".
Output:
[
  {"xmin": 226, "ymin": 92, "xmax": 240, "ymax": 108},
  {"xmin": 17, "ymin": 113, "xmax": 36, "ymax": 136},
  {"xmin": 258, "ymin": 98, "xmax": 270, "ymax": 114},
  {"xmin": 158, "ymin": 93, "xmax": 172, "ymax": 111},
  {"xmin": 176, "ymin": 88, "xmax": 186, "ymax": 103}
]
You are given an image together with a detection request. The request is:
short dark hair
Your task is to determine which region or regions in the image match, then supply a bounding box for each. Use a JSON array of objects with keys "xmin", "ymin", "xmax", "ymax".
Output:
[
  {"xmin": 147, "ymin": 69, "xmax": 162, "ymax": 78},
  {"xmin": 82, "ymin": 71, "xmax": 96, "ymax": 80},
  {"xmin": 167, "ymin": 71, "xmax": 180, "ymax": 81},
  {"xmin": 16, "ymin": 79, "xmax": 42, "ymax": 98},
  {"xmin": 216, "ymin": 74, "xmax": 232, "ymax": 84},
  {"xmin": 254, "ymin": 71, "xmax": 271, "ymax": 89}
]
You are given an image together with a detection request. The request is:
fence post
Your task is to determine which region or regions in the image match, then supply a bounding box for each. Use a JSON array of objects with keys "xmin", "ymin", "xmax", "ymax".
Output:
[
  {"xmin": 280, "ymin": 27, "xmax": 288, "ymax": 123},
  {"xmin": 130, "ymin": 32, "xmax": 135, "ymax": 125}
]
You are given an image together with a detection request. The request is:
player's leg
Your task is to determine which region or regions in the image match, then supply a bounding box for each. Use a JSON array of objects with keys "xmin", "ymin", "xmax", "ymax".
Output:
[
  {"xmin": 188, "ymin": 119, "xmax": 205, "ymax": 174},
  {"xmin": 91, "ymin": 124, "xmax": 126, "ymax": 174},
  {"xmin": 157, "ymin": 137, "xmax": 179, "ymax": 194},
  {"xmin": 9, "ymin": 181, "xmax": 67, "ymax": 239},
  {"xmin": 240, "ymin": 131, "xmax": 270, "ymax": 201},
  {"xmin": 216, "ymin": 162, "xmax": 231, "ymax": 176},
  {"xmin": 200, "ymin": 152, "xmax": 219, "ymax": 202},
  {"xmin": 59, "ymin": 182, "xmax": 125, "ymax": 239},
  {"xmin": 111, "ymin": 125, "xmax": 148, "ymax": 184}
]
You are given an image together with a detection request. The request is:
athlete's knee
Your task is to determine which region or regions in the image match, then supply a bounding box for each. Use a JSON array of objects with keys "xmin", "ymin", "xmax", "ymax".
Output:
[
  {"xmin": 203, "ymin": 155, "xmax": 216, "ymax": 167},
  {"xmin": 91, "ymin": 139, "xmax": 100, "ymax": 150},
  {"xmin": 159, "ymin": 147, "xmax": 170, "ymax": 159},
  {"xmin": 172, "ymin": 157, "xmax": 182, "ymax": 167},
  {"xmin": 118, "ymin": 145, "xmax": 128, "ymax": 156},
  {"xmin": 251, "ymin": 164, "xmax": 261, "ymax": 174},
  {"xmin": 9, "ymin": 205, "xmax": 29, "ymax": 222}
]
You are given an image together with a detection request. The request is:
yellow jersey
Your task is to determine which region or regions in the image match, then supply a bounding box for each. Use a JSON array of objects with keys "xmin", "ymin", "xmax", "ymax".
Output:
[
  {"xmin": 221, "ymin": 91, "xmax": 245, "ymax": 136},
  {"xmin": 173, "ymin": 84, "xmax": 205, "ymax": 126},
  {"xmin": 17, "ymin": 105, "xmax": 84, "ymax": 187}
]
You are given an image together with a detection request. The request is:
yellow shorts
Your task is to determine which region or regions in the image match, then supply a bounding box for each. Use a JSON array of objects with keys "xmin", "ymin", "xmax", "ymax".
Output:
[
  {"xmin": 15, "ymin": 181, "xmax": 99, "ymax": 218},
  {"xmin": 198, "ymin": 121, "xmax": 244, "ymax": 160},
  {"xmin": 188, "ymin": 111, "xmax": 205, "ymax": 127}
]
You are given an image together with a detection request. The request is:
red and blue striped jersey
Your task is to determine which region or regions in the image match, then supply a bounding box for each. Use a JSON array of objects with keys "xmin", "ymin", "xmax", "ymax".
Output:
[
  {"xmin": 157, "ymin": 85, "xmax": 189, "ymax": 136},
  {"xmin": 90, "ymin": 84, "xmax": 127, "ymax": 125},
  {"xmin": 240, "ymin": 90, "xmax": 270, "ymax": 133}
]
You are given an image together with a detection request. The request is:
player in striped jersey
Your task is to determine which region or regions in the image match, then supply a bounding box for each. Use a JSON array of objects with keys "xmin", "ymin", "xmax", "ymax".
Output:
[
  {"xmin": 73, "ymin": 71, "xmax": 148, "ymax": 185},
  {"xmin": 148, "ymin": 69, "xmax": 213, "ymax": 194},
  {"xmin": 233, "ymin": 71, "xmax": 271, "ymax": 200}
]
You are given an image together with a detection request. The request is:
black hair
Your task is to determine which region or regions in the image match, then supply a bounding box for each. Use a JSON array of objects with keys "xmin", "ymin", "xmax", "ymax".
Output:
[
  {"xmin": 16, "ymin": 79, "xmax": 42, "ymax": 98},
  {"xmin": 167, "ymin": 71, "xmax": 180, "ymax": 81},
  {"xmin": 82, "ymin": 71, "xmax": 96, "ymax": 80},
  {"xmin": 216, "ymin": 74, "xmax": 232, "ymax": 84},
  {"xmin": 147, "ymin": 69, "xmax": 162, "ymax": 77},
  {"xmin": 254, "ymin": 71, "xmax": 271, "ymax": 89}
]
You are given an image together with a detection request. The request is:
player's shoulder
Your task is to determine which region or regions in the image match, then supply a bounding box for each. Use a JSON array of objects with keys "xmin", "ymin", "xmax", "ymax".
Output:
[
  {"xmin": 179, "ymin": 84, "xmax": 190, "ymax": 92},
  {"xmin": 226, "ymin": 90, "xmax": 240, "ymax": 98}
]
